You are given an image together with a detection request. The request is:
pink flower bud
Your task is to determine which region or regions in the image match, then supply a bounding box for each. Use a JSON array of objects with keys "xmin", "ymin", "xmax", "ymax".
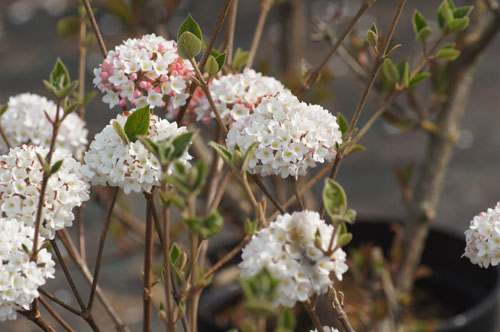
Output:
[
  {"xmin": 130, "ymin": 73, "xmax": 138, "ymax": 80},
  {"xmin": 99, "ymin": 71, "xmax": 110, "ymax": 79},
  {"xmin": 139, "ymin": 81, "xmax": 148, "ymax": 89},
  {"xmin": 134, "ymin": 89, "xmax": 142, "ymax": 98},
  {"xmin": 119, "ymin": 98, "xmax": 127, "ymax": 107}
]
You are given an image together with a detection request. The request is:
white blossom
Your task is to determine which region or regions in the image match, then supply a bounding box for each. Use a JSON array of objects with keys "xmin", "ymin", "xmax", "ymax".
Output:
[
  {"xmin": 0, "ymin": 145, "xmax": 90, "ymax": 239},
  {"xmin": 0, "ymin": 219, "xmax": 55, "ymax": 321},
  {"xmin": 464, "ymin": 202, "xmax": 500, "ymax": 268},
  {"xmin": 83, "ymin": 109, "xmax": 191, "ymax": 194},
  {"xmin": 95, "ymin": 34, "xmax": 193, "ymax": 111},
  {"xmin": 311, "ymin": 327, "xmax": 340, "ymax": 332},
  {"xmin": 167, "ymin": 69, "xmax": 289, "ymax": 124},
  {"xmin": 226, "ymin": 93, "xmax": 342, "ymax": 179},
  {"xmin": 0, "ymin": 93, "xmax": 88, "ymax": 159},
  {"xmin": 240, "ymin": 210, "xmax": 348, "ymax": 307}
]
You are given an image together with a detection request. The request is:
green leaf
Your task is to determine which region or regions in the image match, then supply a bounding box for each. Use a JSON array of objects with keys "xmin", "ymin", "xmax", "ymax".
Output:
[
  {"xmin": 397, "ymin": 59, "xmax": 410, "ymax": 87},
  {"xmin": 36, "ymin": 152, "xmax": 50, "ymax": 174},
  {"xmin": 446, "ymin": 0, "xmax": 456, "ymax": 9},
  {"xmin": 0, "ymin": 104, "xmax": 8, "ymax": 117},
  {"xmin": 412, "ymin": 10, "xmax": 427, "ymax": 33},
  {"xmin": 278, "ymin": 308, "xmax": 296, "ymax": 330},
  {"xmin": 43, "ymin": 80, "xmax": 58, "ymax": 96},
  {"xmin": 177, "ymin": 14, "xmax": 202, "ymax": 40},
  {"xmin": 337, "ymin": 113, "xmax": 348, "ymax": 140},
  {"xmin": 366, "ymin": 23, "xmax": 378, "ymax": 48},
  {"xmin": 137, "ymin": 136, "xmax": 160, "ymax": 159},
  {"xmin": 337, "ymin": 233, "xmax": 353, "ymax": 247},
  {"xmin": 347, "ymin": 144, "xmax": 366, "ymax": 154},
  {"xmin": 171, "ymin": 132, "xmax": 194, "ymax": 159},
  {"xmin": 50, "ymin": 160, "xmax": 64, "ymax": 174},
  {"xmin": 344, "ymin": 209, "xmax": 357, "ymax": 224},
  {"xmin": 436, "ymin": 44, "xmax": 460, "ymax": 61},
  {"xmin": 323, "ymin": 178, "xmax": 347, "ymax": 219},
  {"xmin": 57, "ymin": 16, "xmax": 80, "ymax": 38},
  {"xmin": 382, "ymin": 58, "xmax": 399, "ymax": 85},
  {"xmin": 49, "ymin": 58, "xmax": 70, "ymax": 89},
  {"xmin": 444, "ymin": 17, "xmax": 469, "ymax": 33},
  {"xmin": 240, "ymin": 142, "xmax": 258, "ymax": 172},
  {"xmin": 124, "ymin": 106, "xmax": 150, "ymax": 142},
  {"xmin": 204, "ymin": 55, "xmax": 219, "ymax": 75},
  {"xmin": 244, "ymin": 219, "xmax": 258, "ymax": 236},
  {"xmin": 170, "ymin": 243, "xmax": 182, "ymax": 266},
  {"xmin": 409, "ymin": 72, "xmax": 430, "ymax": 88},
  {"xmin": 453, "ymin": 6, "xmax": 473, "ymax": 19},
  {"xmin": 209, "ymin": 142, "xmax": 235, "ymax": 169},
  {"xmin": 215, "ymin": 52, "xmax": 227, "ymax": 71},
  {"xmin": 416, "ymin": 27, "xmax": 433, "ymax": 42},
  {"xmin": 113, "ymin": 121, "xmax": 130, "ymax": 145},
  {"xmin": 437, "ymin": 1, "xmax": 454, "ymax": 29},
  {"xmin": 177, "ymin": 31, "xmax": 202, "ymax": 59},
  {"xmin": 233, "ymin": 48, "xmax": 250, "ymax": 71},
  {"xmin": 54, "ymin": 80, "xmax": 78, "ymax": 100},
  {"xmin": 190, "ymin": 161, "xmax": 207, "ymax": 194},
  {"xmin": 200, "ymin": 210, "xmax": 223, "ymax": 239}
]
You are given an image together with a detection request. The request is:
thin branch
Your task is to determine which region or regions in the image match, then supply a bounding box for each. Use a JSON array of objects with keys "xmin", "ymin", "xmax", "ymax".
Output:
[
  {"xmin": 0, "ymin": 123, "xmax": 12, "ymax": 149},
  {"xmin": 251, "ymin": 175, "xmax": 286, "ymax": 214},
  {"xmin": 203, "ymin": 236, "xmax": 249, "ymax": 279},
  {"xmin": 143, "ymin": 191, "xmax": 155, "ymax": 332},
  {"xmin": 330, "ymin": 289, "xmax": 355, "ymax": 332},
  {"xmin": 246, "ymin": 0, "xmax": 272, "ymax": 69},
  {"xmin": 293, "ymin": 179, "xmax": 305, "ymax": 210},
  {"xmin": 82, "ymin": 0, "xmax": 108, "ymax": 57},
  {"xmin": 303, "ymin": 300, "xmax": 324, "ymax": 332},
  {"xmin": 208, "ymin": 172, "xmax": 232, "ymax": 212},
  {"xmin": 224, "ymin": 0, "xmax": 239, "ymax": 65},
  {"xmin": 146, "ymin": 193, "xmax": 165, "ymax": 252},
  {"xmin": 39, "ymin": 296, "xmax": 77, "ymax": 332},
  {"xmin": 295, "ymin": 0, "xmax": 376, "ymax": 96},
  {"xmin": 18, "ymin": 305, "xmax": 56, "ymax": 332},
  {"xmin": 88, "ymin": 187, "xmax": 119, "ymax": 310},
  {"xmin": 40, "ymin": 288, "xmax": 81, "ymax": 316}
]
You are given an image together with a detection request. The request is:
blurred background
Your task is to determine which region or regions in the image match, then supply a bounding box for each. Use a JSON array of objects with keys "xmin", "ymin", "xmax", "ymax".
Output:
[{"xmin": 0, "ymin": 0, "xmax": 499, "ymax": 330}]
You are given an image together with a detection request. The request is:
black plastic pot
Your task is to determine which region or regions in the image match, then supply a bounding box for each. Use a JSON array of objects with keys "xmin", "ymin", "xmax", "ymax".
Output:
[{"xmin": 198, "ymin": 221, "xmax": 500, "ymax": 332}]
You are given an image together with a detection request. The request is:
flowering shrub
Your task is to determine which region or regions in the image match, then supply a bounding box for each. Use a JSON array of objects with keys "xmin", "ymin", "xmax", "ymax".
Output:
[
  {"xmin": 0, "ymin": 93, "xmax": 88, "ymax": 159},
  {"xmin": 464, "ymin": 202, "xmax": 500, "ymax": 268},
  {"xmin": 168, "ymin": 69, "xmax": 289, "ymax": 124},
  {"xmin": 226, "ymin": 93, "xmax": 342, "ymax": 178},
  {"xmin": 240, "ymin": 210, "xmax": 348, "ymax": 307},
  {"xmin": 94, "ymin": 34, "xmax": 194, "ymax": 110},
  {"xmin": 0, "ymin": 145, "xmax": 90, "ymax": 239},
  {"xmin": 0, "ymin": 219, "xmax": 55, "ymax": 321},
  {"xmin": 83, "ymin": 108, "xmax": 191, "ymax": 194}
]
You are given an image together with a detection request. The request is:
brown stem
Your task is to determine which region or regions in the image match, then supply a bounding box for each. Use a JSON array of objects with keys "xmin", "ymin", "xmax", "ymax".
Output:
[
  {"xmin": 18, "ymin": 305, "xmax": 56, "ymax": 332},
  {"xmin": 199, "ymin": 0, "xmax": 234, "ymax": 71},
  {"xmin": 319, "ymin": 0, "xmax": 407, "ymax": 217},
  {"xmin": 0, "ymin": 123, "xmax": 12, "ymax": 149},
  {"xmin": 161, "ymin": 180, "xmax": 175, "ymax": 332},
  {"xmin": 303, "ymin": 300, "xmax": 324, "ymax": 332},
  {"xmin": 224, "ymin": 0, "xmax": 239, "ymax": 65},
  {"xmin": 88, "ymin": 187, "xmax": 119, "ymax": 310},
  {"xmin": 203, "ymin": 237, "xmax": 249, "ymax": 279},
  {"xmin": 39, "ymin": 296, "xmax": 77, "ymax": 332},
  {"xmin": 82, "ymin": 0, "xmax": 108, "ymax": 57},
  {"xmin": 246, "ymin": 0, "xmax": 272, "ymax": 69},
  {"xmin": 396, "ymin": 8, "xmax": 500, "ymax": 296},
  {"xmin": 251, "ymin": 175, "xmax": 286, "ymax": 214},
  {"xmin": 207, "ymin": 172, "xmax": 232, "ymax": 212},
  {"xmin": 330, "ymin": 290, "xmax": 355, "ymax": 332},
  {"xmin": 78, "ymin": 12, "xmax": 88, "ymax": 119},
  {"xmin": 146, "ymin": 193, "xmax": 165, "ymax": 252},
  {"xmin": 32, "ymin": 101, "xmax": 62, "ymax": 259},
  {"xmin": 39, "ymin": 288, "xmax": 81, "ymax": 316},
  {"xmin": 58, "ymin": 229, "xmax": 129, "ymax": 332},
  {"xmin": 293, "ymin": 179, "xmax": 305, "ymax": 210},
  {"xmin": 143, "ymin": 190, "xmax": 155, "ymax": 332},
  {"xmin": 295, "ymin": 0, "xmax": 376, "ymax": 97}
]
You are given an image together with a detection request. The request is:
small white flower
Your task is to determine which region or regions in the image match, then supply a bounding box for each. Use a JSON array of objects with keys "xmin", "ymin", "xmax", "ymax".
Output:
[
  {"xmin": 240, "ymin": 210, "xmax": 348, "ymax": 307},
  {"xmin": 310, "ymin": 327, "xmax": 340, "ymax": 332},
  {"xmin": 84, "ymin": 109, "xmax": 192, "ymax": 194}
]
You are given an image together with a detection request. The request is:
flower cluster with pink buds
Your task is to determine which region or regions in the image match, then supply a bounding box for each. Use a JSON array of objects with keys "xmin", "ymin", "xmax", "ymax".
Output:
[
  {"xmin": 94, "ymin": 34, "xmax": 194, "ymax": 110},
  {"xmin": 167, "ymin": 69, "xmax": 289, "ymax": 124}
]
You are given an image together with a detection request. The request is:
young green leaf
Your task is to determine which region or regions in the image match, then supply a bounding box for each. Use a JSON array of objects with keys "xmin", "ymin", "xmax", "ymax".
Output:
[
  {"xmin": 215, "ymin": 52, "xmax": 227, "ymax": 70},
  {"xmin": 437, "ymin": 1, "xmax": 454, "ymax": 29},
  {"xmin": 171, "ymin": 131, "xmax": 194, "ymax": 159},
  {"xmin": 382, "ymin": 58, "xmax": 399, "ymax": 85},
  {"xmin": 49, "ymin": 58, "xmax": 70, "ymax": 89},
  {"xmin": 337, "ymin": 233, "xmax": 353, "ymax": 247},
  {"xmin": 233, "ymin": 48, "xmax": 250, "ymax": 71},
  {"xmin": 204, "ymin": 55, "xmax": 219, "ymax": 75},
  {"xmin": 337, "ymin": 113, "xmax": 348, "ymax": 140},
  {"xmin": 113, "ymin": 121, "xmax": 130, "ymax": 145},
  {"xmin": 177, "ymin": 14, "xmax": 202, "ymax": 40},
  {"xmin": 170, "ymin": 243, "xmax": 182, "ymax": 266},
  {"xmin": 323, "ymin": 178, "xmax": 347, "ymax": 218},
  {"xmin": 209, "ymin": 142, "xmax": 235, "ymax": 169},
  {"xmin": 344, "ymin": 209, "xmax": 357, "ymax": 224},
  {"xmin": 200, "ymin": 210, "xmax": 223, "ymax": 239},
  {"xmin": 278, "ymin": 308, "xmax": 296, "ymax": 330},
  {"xmin": 366, "ymin": 23, "xmax": 378, "ymax": 48},
  {"xmin": 444, "ymin": 17, "xmax": 469, "ymax": 33},
  {"xmin": 190, "ymin": 161, "xmax": 207, "ymax": 194},
  {"xmin": 177, "ymin": 32, "xmax": 202, "ymax": 59},
  {"xmin": 453, "ymin": 6, "xmax": 473, "ymax": 19},
  {"xmin": 436, "ymin": 44, "xmax": 460, "ymax": 61},
  {"xmin": 397, "ymin": 59, "xmax": 410, "ymax": 87},
  {"xmin": 412, "ymin": 10, "xmax": 427, "ymax": 33},
  {"xmin": 408, "ymin": 72, "xmax": 431, "ymax": 88},
  {"xmin": 416, "ymin": 27, "xmax": 433, "ymax": 42},
  {"xmin": 50, "ymin": 160, "xmax": 64, "ymax": 174},
  {"xmin": 124, "ymin": 106, "xmax": 150, "ymax": 142}
]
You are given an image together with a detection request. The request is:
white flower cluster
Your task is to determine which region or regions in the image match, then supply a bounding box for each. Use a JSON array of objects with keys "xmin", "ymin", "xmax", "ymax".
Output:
[
  {"xmin": 226, "ymin": 93, "xmax": 342, "ymax": 178},
  {"xmin": 168, "ymin": 69, "xmax": 288, "ymax": 124},
  {"xmin": 464, "ymin": 202, "xmax": 500, "ymax": 268},
  {"xmin": 94, "ymin": 34, "xmax": 194, "ymax": 110},
  {"xmin": 0, "ymin": 218, "xmax": 55, "ymax": 321},
  {"xmin": 240, "ymin": 211, "xmax": 348, "ymax": 307},
  {"xmin": 0, "ymin": 93, "xmax": 88, "ymax": 159},
  {"xmin": 310, "ymin": 327, "xmax": 339, "ymax": 332},
  {"xmin": 84, "ymin": 109, "xmax": 191, "ymax": 194},
  {"xmin": 0, "ymin": 145, "xmax": 90, "ymax": 239}
]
